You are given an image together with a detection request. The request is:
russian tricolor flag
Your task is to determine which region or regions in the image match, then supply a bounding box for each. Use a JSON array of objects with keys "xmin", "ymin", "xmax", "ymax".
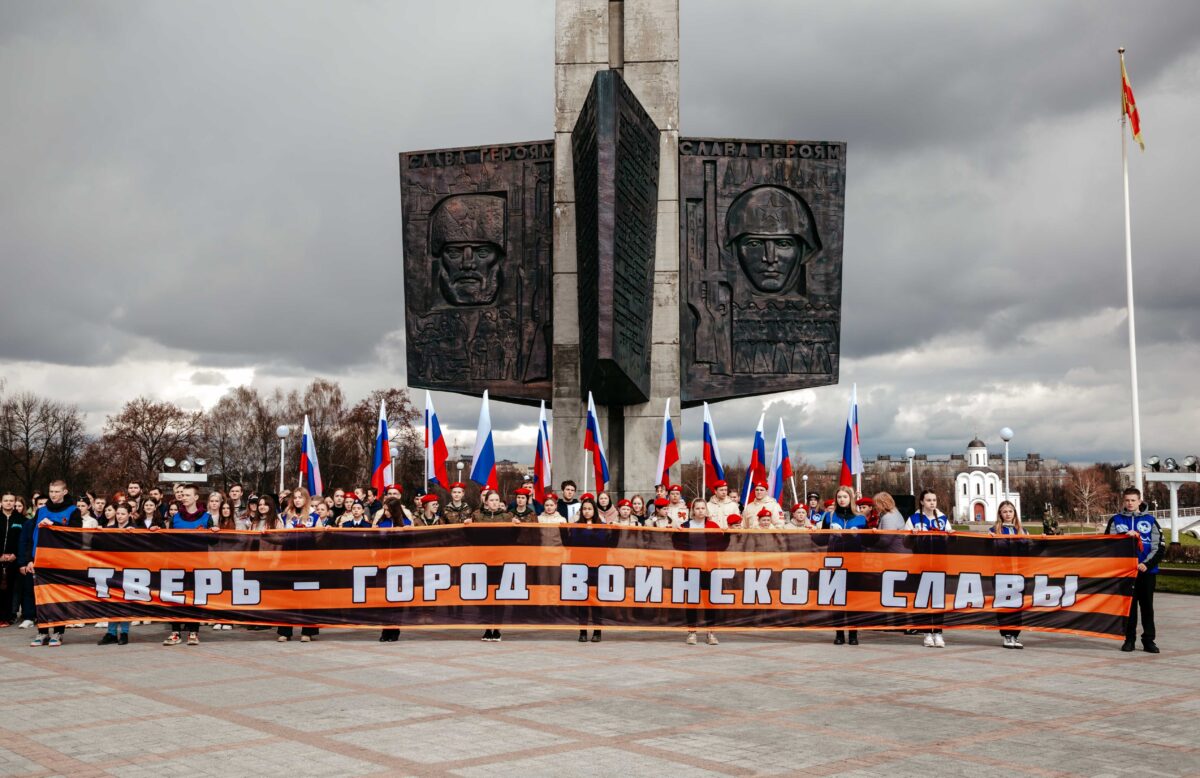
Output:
[
  {"xmin": 839, "ymin": 383, "xmax": 863, "ymax": 488},
  {"xmin": 767, "ymin": 418, "xmax": 792, "ymax": 503},
  {"xmin": 470, "ymin": 390, "xmax": 498, "ymax": 490},
  {"xmin": 584, "ymin": 392, "xmax": 609, "ymax": 491},
  {"xmin": 533, "ymin": 400, "xmax": 552, "ymax": 502},
  {"xmin": 740, "ymin": 413, "xmax": 767, "ymax": 505},
  {"xmin": 702, "ymin": 402, "xmax": 725, "ymax": 487},
  {"xmin": 424, "ymin": 391, "xmax": 450, "ymax": 487},
  {"xmin": 370, "ymin": 400, "xmax": 392, "ymax": 494},
  {"xmin": 299, "ymin": 415, "xmax": 323, "ymax": 496},
  {"xmin": 654, "ymin": 398, "xmax": 679, "ymax": 487}
]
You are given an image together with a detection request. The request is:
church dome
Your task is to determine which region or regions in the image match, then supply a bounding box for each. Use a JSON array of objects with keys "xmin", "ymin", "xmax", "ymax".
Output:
[{"xmin": 968, "ymin": 437, "xmax": 986, "ymax": 448}]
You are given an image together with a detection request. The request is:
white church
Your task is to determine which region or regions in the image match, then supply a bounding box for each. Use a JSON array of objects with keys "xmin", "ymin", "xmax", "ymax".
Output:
[{"xmin": 954, "ymin": 437, "xmax": 1021, "ymax": 523}]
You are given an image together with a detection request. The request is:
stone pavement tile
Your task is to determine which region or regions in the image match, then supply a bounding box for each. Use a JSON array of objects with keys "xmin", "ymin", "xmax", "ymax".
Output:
[
  {"xmin": 331, "ymin": 713, "xmax": 572, "ymax": 763},
  {"xmin": 0, "ymin": 744, "xmax": 43, "ymax": 776},
  {"xmin": 506, "ymin": 696, "xmax": 714, "ymax": 737},
  {"xmin": 449, "ymin": 745, "xmax": 731, "ymax": 777},
  {"xmin": 833, "ymin": 752, "xmax": 1035, "ymax": 778},
  {"xmin": 994, "ymin": 670, "xmax": 1178, "ymax": 703},
  {"xmin": 771, "ymin": 666, "xmax": 944, "ymax": 697},
  {"xmin": 402, "ymin": 675, "xmax": 580, "ymax": 710},
  {"xmin": 913, "ymin": 687, "xmax": 1102, "ymax": 722},
  {"xmin": 101, "ymin": 741, "xmax": 387, "ymax": 778},
  {"xmin": 239, "ymin": 693, "xmax": 450, "ymax": 731},
  {"xmin": 26, "ymin": 714, "xmax": 264, "ymax": 763},
  {"xmin": 955, "ymin": 731, "xmax": 1197, "ymax": 777},
  {"xmin": 2, "ymin": 675, "xmax": 117, "ymax": 702},
  {"xmin": 642, "ymin": 679, "xmax": 835, "ymax": 712},
  {"xmin": 162, "ymin": 676, "xmax": 344, "ymax": 708},
  {"xmin": 442, "ymin": 646, "xmax": 595, "ymax": 672},
  {"xmin": 639, "ymin": 722, "xmax": 887, "ymax": 774},
  {"xmin": 317, "ymin": 659, "xmax": 478, "ymax": 687},
  {"xmin": 826, "ymin": 701, "xmax": 1005, "ymax": 745},
  {"xmin": 541, "ymin": 661, "xmax": 695, "ymax": 689},
  {"xmin": 90, "ymin": 659, "xmax": 267, "ymax": 688},
  {"xmin": 0, "ymin": 659, "xmax": 58, "ymax": 680},
  {"xmin": 4, "ymin": 693, "xmax": 185, "ymax": 733},
  {"xmin": 1080, "ymin": 707, "xmax": 1200, "ymax": 749}
]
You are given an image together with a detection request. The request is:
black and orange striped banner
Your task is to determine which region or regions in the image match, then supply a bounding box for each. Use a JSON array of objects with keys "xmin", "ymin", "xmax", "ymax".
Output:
[{"xmin": 33, "ymin": 525, "xmax": 1138, "ymax": 639}]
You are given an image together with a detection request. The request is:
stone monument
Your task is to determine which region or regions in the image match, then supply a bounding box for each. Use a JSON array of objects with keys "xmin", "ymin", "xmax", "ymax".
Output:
[{"xmin": 399, "ymin": 0, "xmax": 846, "ymax": 494}]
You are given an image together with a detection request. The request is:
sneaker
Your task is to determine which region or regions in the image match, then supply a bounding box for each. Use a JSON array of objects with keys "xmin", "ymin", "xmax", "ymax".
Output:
[
  {"xmin": 923, "ymin": 633, "xmax": 935, "ymax": 648},
  {"xmin": 481, "ymin": 630, "xmax": 493, "ymax": 642},
  {"xmin": 934, "ymin": 634, "xmax": 946, "ymax": 648},
  {"xmin": 493, "ymin": 630, "xmax": 502, "ymax": 642},
  {"xmin": 1142, "ymin": 641, "xmax": 1160, "ymax": 654},
  {"xmin": 95, "ymin": 621, "xmax": 108, "ymax": 628},
  {"xmin": 1010, "ymin": 637, "xmax": 1023, "ymax": 649},
  {"xmin": 118, "ymin": 633, "xmax": 129, "ymax": 645},
  {"xmin": 277, "ymin": 635, "xmax": 290, "ymax": 642},
  {"xmin": 1003, "ymin": 635, "xmax": 1014, "ymax": 649},
  {"xmin": 98, "ymin": 633, "xmax": 119, "ymax": 645},
  {"xmin": 48, "ymin": 635, "xmax": 62, "ymax": 647},
  {"xmin": 212, "ymin": 624, "xmax": 222, "ymax": 630},
  {"xmin": 686, "ymin": 631, "xmax": 698, "ymax": 645},
  {"xmin": 706, "ymin": 632, "xmax": 719, "ymax": 646},
  {"xmin": 186, "ymin": 632, "xmax": 199, "ymax": 646},
  {"xmin": 300, "ymin": 635, "xmax": 311, "ymax": 643},
  {"xmin": 221, "ymin": 624, "xmax": 233, "ymax": 630},
  {"xmin": 18, "ymin": 619, "xmax": 35, "ymax": 629},
  {"xmin": 163, "ymin": 632, "xmax": 182, "ymax": 646},
  {"xmin": 30, "ymin": 634, "xmax": 48, "ymax": 647}
]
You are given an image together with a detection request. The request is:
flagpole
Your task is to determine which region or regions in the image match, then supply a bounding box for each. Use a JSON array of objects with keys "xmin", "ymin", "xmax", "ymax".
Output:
[{"xmin": 1119, "ymin": 47, "xmax": 1144, "ymax": 495}]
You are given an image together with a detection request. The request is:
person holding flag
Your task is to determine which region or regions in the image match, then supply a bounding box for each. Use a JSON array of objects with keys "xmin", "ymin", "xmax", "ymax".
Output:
[
  {"xmin": 583, "ymin": 392, "xmax": 609, "ymax": 493},
  {"xmin": 470, "ymin": 390, "xmax": 498, "ymax": 490},
  {"xmin": 424, "ymin": 392, "xmax": 451, "ymax": 489},
  {"xmin": 370, "ymin": 401, "xmax": 392, "ymax": 496},
  {"xmin": 299, "ymin": 415, "xmax": 323, "ymax": 498},
  {"xmin": 655, "ymin": 399, "xmax": 680, "ymax": 489}
]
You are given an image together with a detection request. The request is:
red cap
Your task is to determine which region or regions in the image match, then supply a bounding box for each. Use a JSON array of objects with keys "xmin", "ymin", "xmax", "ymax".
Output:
[
  {"xmin": 513, "ymin": 488, "xmax": 531, "ymax": 496},
  {"xmin": 420, "ymin": 494, "xmax": 439, "ymax": 505},
  {"xmin": 754, "ymin": 481, "xmax": 768, "ymax": 490},
  {"xmin": 617, "ymin": 499, "xmax": 632, "ymax": 508},
  {"xmin": 824, "ymin": 499, "xmax": 835, "ymax": 508},
  {"xmin": 712, "ymin": 479, "xmax": 727, "ymax": 489},
  {"xmin": 580, "ymin": 492, "xmax": 595, "ymax": 501},
  {"xmin": 654, "ymin": 498, "xmax": 669, "ymax": 508},
  {"xmin": 856, "ymin": 497, "xmax": 875, "ymax": 506},
  {"xmin": 668, "ymin": 484, "xmax": 682, "ymax": 493},
  {"xmin": 757, "ymin": 507, "xmax": 772, "ymax": 518},
  {"xmin": 791, "ymin": 503, "xmax": 803, "ymax": 512},
  {"xmin": 727, "ymin": 513, "xmax": 743, "ymax": 525},
  {"xmin": 543, "ymin": 492, "xmax": 558, "ymax": 501},
  {"xmin": 449, "ymin": 482, "xmax": 466, "ymax": 490}
]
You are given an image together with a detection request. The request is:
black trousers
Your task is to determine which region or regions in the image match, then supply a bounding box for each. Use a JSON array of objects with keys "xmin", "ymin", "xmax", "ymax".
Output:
[
  {"xmin": 0, "ymin": 562, "xmax": 17, "ymax": 622},
  {"xmin": 171, "ymin": 622, "xmax": 199, "ymax": 633},
  {"xmin": 1126, "ymin": 572, "xmax": 1156, "ymax": 642},
  {"xmin": 277, "ymin": 626, "xmax": 319, "ymax": 638}
]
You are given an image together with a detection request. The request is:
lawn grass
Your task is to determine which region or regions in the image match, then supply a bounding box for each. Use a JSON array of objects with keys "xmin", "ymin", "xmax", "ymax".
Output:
[{"xmin": 1157, "ymin": 574, "xmax": 1200, "ymax": 596}]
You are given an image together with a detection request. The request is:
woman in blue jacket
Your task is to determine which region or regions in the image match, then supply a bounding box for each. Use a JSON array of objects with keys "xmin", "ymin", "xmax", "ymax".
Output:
[{"xmin": 821, "ymin": 485, "xmax": 867, "ymax": 645}]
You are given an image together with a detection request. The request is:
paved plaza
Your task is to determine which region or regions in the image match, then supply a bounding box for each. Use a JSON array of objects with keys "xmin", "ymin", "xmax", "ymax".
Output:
[{"xmin": 0, "ymin": 594, "xmax": 1196, "ymax": 777}]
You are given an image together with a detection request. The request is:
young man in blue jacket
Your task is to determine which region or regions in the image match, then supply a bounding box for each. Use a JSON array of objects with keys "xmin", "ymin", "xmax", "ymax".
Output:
[
  {"xmin": 21, "ymin": 480, "xmax": 82, "ymax": 646},
  {"xmin": 1106, "ymin": 487, "xmax": 1165, "ymax": 653}
]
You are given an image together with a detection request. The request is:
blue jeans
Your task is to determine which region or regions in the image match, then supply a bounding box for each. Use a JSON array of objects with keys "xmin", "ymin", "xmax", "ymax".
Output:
[{"xmin": 106, "ymin": 621, "xmax": 130, "ymax": 636}]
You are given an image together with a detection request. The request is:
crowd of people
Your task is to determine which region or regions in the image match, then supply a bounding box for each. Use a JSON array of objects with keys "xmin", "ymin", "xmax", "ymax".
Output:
[{"xmin": 0, "ymin": 477, "xmax": 1163, "ymax": 654}]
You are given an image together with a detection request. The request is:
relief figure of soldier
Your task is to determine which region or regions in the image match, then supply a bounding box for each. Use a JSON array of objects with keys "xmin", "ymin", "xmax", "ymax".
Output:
[
  {"xmin": 430, "ymin": 193, "xmax": 507, "ymax": 306},
  {"xmin": 725, "ymin": 185, "xmax": 821, "ymax": 295}
]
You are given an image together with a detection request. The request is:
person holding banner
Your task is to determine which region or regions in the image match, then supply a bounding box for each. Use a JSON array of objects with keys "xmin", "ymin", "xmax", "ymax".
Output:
[
  {"xmin": 664, "ymin": 485, "xmax": 689, "ymax": 527},
  {"xmin": 906, "ymin": 489, "xmax": 953, "ymax": 647},
  {"xmin": 537, "ymin": 494, "xmax": 566, "ymax": 524},
  {"xmin": 162, "ymin": 485, "xmax": 215, "ymax": 647},
  {"xmin": 1106, "ymin": 487, "xmax": 1164, "ymax": 654},
  {"xmin": 681, "ymin": 499, "xmax": 722, "ymax": 645},
  {"xmin": 650, "ymin": 498, "xmax": 672, "ymax": 528},
  {"xmin": 282, "ymin": 488, "xmax": 314, "ymax": 528},
  {"xmin": 442, "ymin": 483, "xmax": 473, "ymax": 524},
  {"xmin": 990, "ymin": 500, "xmax": 1027, "ymax": 649},
  {"xmin": 595, "ymin": 492, "xmax": 617, "ymax": 522},
  {"xmin": 413, "ymin": 494, "xmax": 441, "ymax": 526},
  {"xmin": 572, "ymin": 497, "xmax": 608, "ymax": 643},
  {"xmin": 613, "ymin": 499, "xmax": 636, "ymax": 526},
  {"xmin": 469, "ymin": 490, "xmax": 515, "ymax": 524},
  {"xmin": 706, "ymin": 481, "xmax": 739, "ymax": 529},
  {"xmin": 630, "ymin": 494, "xmax": 649, "ymax": 525},
  {"xmin": 819, "ymin": 485, "xmax": 867, "ymax": 645},
  {"xmin": 338, "ymin": 499, "xmax": 373, "ymax": 528},
  {"xmin": 559, "ymin": 481, "xmax": 580, "ymax": 520},
  {"xmin": 743, "ymin": 483, "xmax": 782, "ymax": 528},
  {"xmin": 511, "ymin": 488, "xmax": 538, "ymax": 523}
]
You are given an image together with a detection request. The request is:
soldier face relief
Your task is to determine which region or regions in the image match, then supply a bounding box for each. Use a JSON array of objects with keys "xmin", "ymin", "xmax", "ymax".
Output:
[
  {"xmin": 734, "ymin": 234, "xmax": 800, "ymax": 293},
  {"xmin": 439, "ymin": 241, "xmax": 503, "ymax": 305},
  {"xmin": 429, "ymin": 193, "xmax": 507, "ymax": 306},
  {"xmin": 725, "ymin": 185, "xmax": 820, "ymax": 295}
]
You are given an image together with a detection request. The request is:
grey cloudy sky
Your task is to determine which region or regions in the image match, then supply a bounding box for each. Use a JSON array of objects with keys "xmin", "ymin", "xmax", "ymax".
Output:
[{"xmin": 2, "ymin": 0, "xmax": 1199, "ymax": 469}]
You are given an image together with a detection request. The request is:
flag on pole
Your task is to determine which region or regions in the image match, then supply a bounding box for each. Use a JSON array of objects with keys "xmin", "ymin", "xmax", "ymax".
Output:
[
  {"xmin": 584, "ymin": 392, "xmax": 609, "ymax": 490},
  {"xmin": 299, "ymin": 415, "xmax": 323, "ymax": 496},
  {"xmin": 654, "ymin": 399, "xmax": 679, "ymax": 487},
  {"xmin": 469, "ymin": 390, "xmax": 498, "ymax": 490},
  {"xmin": 532, "ymin": 400, "xmax": 553, "ymax": 502},
  {"xmin": 767, "ymin": 418, "xmax": 792, "ymax": 503},
  {"xmin": 1120, "ymin": 50, "xmax": 1144, "ymax": 151},
  {"xmin": 424, "ymin": 392, "xmax": 450, "ymax": 487},
  {"xmin": 701, "ymin": 402, "xmax": 726, "ymax": 487},
  {"xmin": 370, "ymin": 401, "xmax": 392, "ymax": 494},
  {"xmin": 740, "ymin": 413, "xmax": 768, "ymax": 505},
  {"xmin": 839, "ymin": 384, "xmax": 863, "ymax": 488}
]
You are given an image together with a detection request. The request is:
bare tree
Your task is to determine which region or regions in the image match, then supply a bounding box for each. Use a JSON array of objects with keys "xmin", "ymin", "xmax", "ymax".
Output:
[
  {"xmin": 1068, "ymin": 465, "xmax": 1116, "ymax": 524},
  {"xmin": 102, "ymin": 398, "xmax": 200, "ymax": 485},
  {"xmin": 0, "ymin": 391, "xmax": 88, "ymax": 496}
]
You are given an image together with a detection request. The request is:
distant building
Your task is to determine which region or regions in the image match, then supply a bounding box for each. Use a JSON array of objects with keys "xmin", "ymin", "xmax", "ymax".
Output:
[{"xmin": 952, "ymin": 438, "xmax": 1020, "ymax": 523}]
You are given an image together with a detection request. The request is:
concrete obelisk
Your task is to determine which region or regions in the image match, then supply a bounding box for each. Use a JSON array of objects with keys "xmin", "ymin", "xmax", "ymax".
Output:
[{"xmin": 552, "ymin": 0, "xmax": 682, "ymax": 496}]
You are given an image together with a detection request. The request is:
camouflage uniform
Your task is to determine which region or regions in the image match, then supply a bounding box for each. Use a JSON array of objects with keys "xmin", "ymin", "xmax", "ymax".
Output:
[{"xmin": 442, "ymin": 502, "xmax": 474, "ymax": 524}]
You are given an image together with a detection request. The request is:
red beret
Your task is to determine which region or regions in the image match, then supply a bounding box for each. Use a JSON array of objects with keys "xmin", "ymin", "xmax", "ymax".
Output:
[
  {"xmin": 420, "ymin": 494, "xmax": 439, "ymax": 504},
  {"xmin": 712, "ymin": 479, "xmax": 727, "ymax": 488},
  {"xmin": 791, "ymin": 503, "xmax": 803, "ymax": 512},
  {"xmin": 449, "ymin": 482, "xmax": 466, "ymax": 490},
  {"xmin": 754, "ymin": 481, "xmax": 768, "ymax": 490},
  {"xmin": 580, "ymin": 492, "xmax": 595, "ymax": 501},
  {"xmin": 727, "ymin": 514, "xmax": 743, "ymax": 525},
  {"xmin": 513, "ymin": 488, "xmax": 531, "ymax": 496},
  {"xmin": 757, "ymin": 507, "xmax": 772, "ymax": 518},
  {"xmin": 543, "ymin": 492, "xmax": 558, "ymax": 501},
  {"xmin": 668, "ymin": 484, "xmax": 682, "ymax": 493},
  {"xmin": 824, "ymin": 499, "xmax": 835, "ymax": 508},
  {"xmin": 617, "ymin": 499, "xmax": 632, "ymax": 508},
  {"xmin": 856, "ymin": 497, "xmax": 875, "ymax": 506},
  {"xmin": 654, "ymin": 498, "xmax": 669, "ymax": 507}
]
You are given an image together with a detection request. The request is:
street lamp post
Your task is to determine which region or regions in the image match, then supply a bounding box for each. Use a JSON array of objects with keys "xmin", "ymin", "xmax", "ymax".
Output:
[
  {"xmin": 276, "ymin": 425, "xmax": 290, "ymax": 494},
  {"xmin": 457, "ymin": 460, "xmax": 465, "ymax": 486},
  {"xmin": 905, "ymin": 447, "xmax": 916, "ymax": 495},
  {"xmin": 1000, "ymin": 427, "xmax": 1014, "ymax": 498},
  {"xmin": 801, "ymin": 473, "xmax": 808, "ymax": 502},
  {"xmin": 389, "ymin": 443, "xmax": 400, "ymax": 488}
]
